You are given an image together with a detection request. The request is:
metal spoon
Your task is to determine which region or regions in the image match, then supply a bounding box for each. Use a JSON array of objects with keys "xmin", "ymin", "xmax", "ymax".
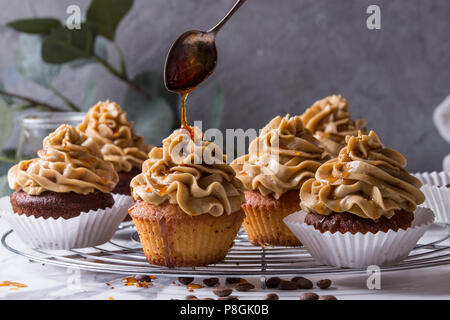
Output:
[{"xmin": 164, "ymin": 0, "xmax": 248, "ymax": 93}]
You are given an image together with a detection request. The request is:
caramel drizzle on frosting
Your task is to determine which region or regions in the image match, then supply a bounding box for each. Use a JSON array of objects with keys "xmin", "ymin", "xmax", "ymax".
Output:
[
  {"xmin": 300, "ymin": 131, "xmax": 425, "ymax": 220},
  {"xmin": 130, "ymin": 127, "xmax": 245, "ymax": 217},
  {"xmin": 78, "ymin": 101, "xmax": 152, "ymax": 173},
  {"xmin": 8, "ymin": 124, "xmax": 118, "ymax": 195},
  {"xmin": 301, "ymin": 95, "xmax": 367, "ymax": 157},
  {"xmin": 231, "ymin": 114, "xmax": 328, "ymax": 199}
]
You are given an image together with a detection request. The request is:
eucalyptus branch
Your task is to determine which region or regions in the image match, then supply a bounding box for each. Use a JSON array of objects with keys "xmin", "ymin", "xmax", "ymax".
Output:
[
  {"xmin": 0, "ymin": 156, "xmax": 17, "ymax": 164},
  {"xmin": 93, "ymin": 53, "xmax": 151, "ymax": 100},
  {"xmin": 0, "ymin": 89, "xmax": 68, "ymax": 112},
  {"xmin": 48, "ymin": 86, "xmax": 81, "ymax": 111}
]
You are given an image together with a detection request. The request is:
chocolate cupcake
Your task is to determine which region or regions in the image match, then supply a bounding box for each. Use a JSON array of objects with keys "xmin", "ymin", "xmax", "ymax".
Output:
[
  {"xmin": 3, "ymin": 125, "xmax": 129, "ymax": 249},
  {"xmin": 78, "ymin": 101, "xmax": 152, "ymax": 195},
  {"xmin": 284, "ymin": 131, "xmax": 432, "ymax": 267},
  {"xmin": 301, "ymin": 95, "xmax": 366, "ymax": 157},
  {"xmin": 231, "ymin": 114, "xmax": 328, "ymax": 246},
  {"xmin": 129, "ymin": 127, "xmax": 245, "ymax": 267}
]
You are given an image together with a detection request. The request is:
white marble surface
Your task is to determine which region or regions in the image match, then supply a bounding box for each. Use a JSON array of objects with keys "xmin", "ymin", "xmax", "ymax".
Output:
[{"xmin": 0, "ymin": 216, "xmax": 449, "ymax": 300}]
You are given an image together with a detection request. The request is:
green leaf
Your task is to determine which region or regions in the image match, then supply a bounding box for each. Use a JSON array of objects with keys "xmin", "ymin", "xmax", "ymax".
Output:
[
  {"xmin": 82, "ymin": 79, "xmax": 97, "ymax": 111},
  {"xmin": 68, "ymin": 36, "xmax": 108, "ymax": 69},
  {"xmin": 87, "ymin": 0, "xmax": 134, "ymax": 40},
  {"xmin": 0, "ymin": 174, "xmax": 12, "ymax": 198},
  {"xmin": 8, "ymin": 18, "xmax": 62, "ymax": 35},
  {"xmin": 16, "ymin": 34, "xmax": 61, "ymax": 87},
  {"xmin": 210, "ymin": 85, "xmax": 224, "ymax": 128},
  {"xmin": 123, "ymin": 71, "xmax": 175, "ymax": 146},
  {"xmin": 0, "ymin": 98, "xmax": 13, "ymax": 151},
  {"xmin": 41, "ymin": 23, "xmax": 97, "ymax": 64}
]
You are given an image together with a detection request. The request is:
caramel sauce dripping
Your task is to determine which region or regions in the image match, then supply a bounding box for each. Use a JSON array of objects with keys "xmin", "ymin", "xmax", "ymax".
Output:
[{"xmin": 178, "ymin": 90, "xmax": 195, "ymax": 139}]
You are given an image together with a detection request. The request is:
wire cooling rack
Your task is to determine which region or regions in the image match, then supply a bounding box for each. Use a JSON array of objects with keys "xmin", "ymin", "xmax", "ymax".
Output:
[{"xmin": 2, "ymin": 223, "xmax": 450, "ymax": 278}]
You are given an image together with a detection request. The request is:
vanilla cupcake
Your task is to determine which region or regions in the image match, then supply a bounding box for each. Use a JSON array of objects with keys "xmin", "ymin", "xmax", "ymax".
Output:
[
  {"xmin": 129, "ymin": 127, "xmax": 245, "ymax": 267},
  {"xmin": 301, "ymin": 95, "xmax": 366, "ymax": 157},
  {"xmin": 231, "ymin": 114, "xmax": 328, "ymax": 246},
  {"xmin": 78, "ymin": 101, "xmax": 152, "ymax": 195},
  {"xmin": 284, "ymin": 131, "xmax": 432, "ymax": 267},
  {"xmin": 2, "ymin": 125, "xmax": 129, "ymax": 249}
]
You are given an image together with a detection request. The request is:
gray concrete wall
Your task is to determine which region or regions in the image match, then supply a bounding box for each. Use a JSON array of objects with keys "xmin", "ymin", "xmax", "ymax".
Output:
[{"xmin": 1, "ymin": 0, "xmax": 449, "ymax": 172}]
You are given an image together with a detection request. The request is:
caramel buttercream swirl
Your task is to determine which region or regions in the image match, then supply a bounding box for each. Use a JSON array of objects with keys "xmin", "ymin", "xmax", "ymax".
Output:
[
  {"xmin": 300, "ymin": 131, "xmax": 425, "ymax": 220},
  {"xmin": 8, "ymin": 124, "xmax": 118, "ymax": 195},
  {"xmin": 130, "ymin": 127, "xmax": 245, "ymax": 217},
  {"xmin": 78, "ymin": 100, "xmax": 152, "ymax": 173},
  {"xmin": 231, "ymin": 114, "xmax": 328, "ymax": 199},
  {"xmin": 301, "ymin": 95, "xmax": 367, "ymax": 157}
]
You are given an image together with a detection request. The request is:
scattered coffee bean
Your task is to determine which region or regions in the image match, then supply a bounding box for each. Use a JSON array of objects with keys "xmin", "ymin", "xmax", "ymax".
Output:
[
  {"xmin": 185, "ymin": 295, "xmax": 198, "ymax": 300},
  {"xmin": 265, "ymin": 293, "xmax": 279, "ymax": 300},
  {"xmin": 178, "ymin": 277, "xmax": 194, "ymax": 285},
  {"xmin": 278, "ymin": 280, "xmax": 298, "ymax": 290},
  {"xmin": 265, "ymin": 277, "xmax": 281, "ymax": 288},
  {"xmin": 296, "ymin": 277, "xmax": 313, "ymax": 289},
  {"xmin": 319, "ymin": 295, "xmax": 337, "ymax": 300},
  {"xmin": 218, "ymin": 296, "xmax": 239, "ymax": 300},
  {"xmin": 213, "ymin": 287, "xmax": 233, "ymax": 297},
  {"xmin": 235, "ymin": 282, "xmax": 255, "ymax": 292},
  {"xmin": 317, "ymin": 279, "xmax": 332, "ymax": 289},
  {"xmin": 203, "ymin": 278, "xmax": 219, "ymax": 287},
  {"xmin": 226, "ymin": 277, "xmax": 242, "ymax": 284},
  {"xmin": 300, "ymin": 292, "xmax": 319, "ymax": 300},
  {"xmin": 135, "ymin": 275, "xmax": 151, "ymax": 282}
]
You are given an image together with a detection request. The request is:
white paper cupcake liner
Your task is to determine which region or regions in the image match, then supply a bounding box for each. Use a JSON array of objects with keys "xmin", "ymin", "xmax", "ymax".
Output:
[
  {"xmin": 413, "ymin": 171, "xmax": 450, "ymax": 186},
  {"xmin": 0, "ymin": 194, "xmax": 131, "ymax": 250},
  {"xmin": 283, "ymin": 207, "xmax": 434, "ymax": 268},
  {"xmin": 112, "ymin": 193, "xmax": 134, "ymax": 219}
]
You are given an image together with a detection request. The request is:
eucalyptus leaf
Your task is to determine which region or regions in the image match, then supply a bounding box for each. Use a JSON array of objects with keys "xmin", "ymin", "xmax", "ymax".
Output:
[
  {"xmin": 16, "ymin": 34, "xmax": 61, "ymax": 87},
  {"xmin": 42, "ymin": 23, "xmax": 97, "ymax": 64},
  {"xmin": 82, "ymin": 79, "xmax": 97, "ymax": 111},
  {"xmin": 210, "ymin": 85, "xmax": 224, "ymax": 128},
  {"xmin": 87, "ymin": 0, "xmax": 134, "ymax": 40},
  {"xmin": 0, "ymin": 174, "xmax": 12, "ymax": 198},
  {"xmin": 131, "ymin": 71, "xmax": 178, "ymax": 109},
  {"xmin": 68, "ymin": 36, "xmax": 108, "ymax": 69},
  {"xmin": 0, "ymin": 161, "xmax": 12, "ymax": 176},
  {"xmin": 0, "ymin": 98, "xmax": 13, "ymax": 151},
  {"xmin": 8, "ymin": 18, "xmax": 62, "ymax": 35}
]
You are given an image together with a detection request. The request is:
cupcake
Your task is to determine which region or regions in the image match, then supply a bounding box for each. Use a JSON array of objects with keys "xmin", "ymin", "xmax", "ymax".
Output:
[
  {"xmin": 129, "ymin": 127, "xmax": 245, "ymax": 267},
  {"xmin": 3, "ymin": 125, "xmax": 129, "ymax": 249},
  {"xmin": 231, "ymin": 114, "xmax": 328, "ymax": 246},
  {"xmin": 300, "ymin": 95, "xmax": 366, "ymax": 157},
  {"xmin": 78, "ymin": 100, "xmax": 152, "ymax": 195},
  {"xmin": 284, "ymin": 131, "xmax": 432, "ymax": 267}
]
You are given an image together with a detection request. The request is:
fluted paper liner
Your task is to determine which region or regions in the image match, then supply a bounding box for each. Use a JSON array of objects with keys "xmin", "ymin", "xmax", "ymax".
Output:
[
  {"xmin": 131, "ymin": 210, "xmax": 244, "ymax": 267},
  {"xmin": 414, "ymin": 171, "xmax": 450, "ymax": 224},
  {"xmin": 0, "ymin": 194, "xmax": 130, "ymax": 249},
  {"xmin": 283, "ymin": 207, "xmax": 434, "ymax": 268}
]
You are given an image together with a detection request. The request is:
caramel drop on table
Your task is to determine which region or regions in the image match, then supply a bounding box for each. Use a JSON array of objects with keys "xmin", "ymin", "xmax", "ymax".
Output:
[{"xmin": 0, "ymin": 281, "xmax": 27, "ymax": 289}]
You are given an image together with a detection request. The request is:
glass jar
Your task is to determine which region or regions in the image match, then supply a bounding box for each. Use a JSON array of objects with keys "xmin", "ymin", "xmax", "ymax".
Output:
[{"xmin": 16, "ymin": 112, "xmax": 85, "ymax": 160}]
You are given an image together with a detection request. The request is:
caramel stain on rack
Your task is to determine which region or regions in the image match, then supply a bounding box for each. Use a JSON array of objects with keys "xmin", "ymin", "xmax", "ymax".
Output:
[{"xmin": 0, "ymin": 281, "xmax": 27, "ymax": 290}]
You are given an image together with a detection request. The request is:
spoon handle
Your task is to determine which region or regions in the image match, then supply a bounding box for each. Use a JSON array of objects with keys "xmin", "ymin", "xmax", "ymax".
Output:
[{"xmin": 208, "ymin": 0, "xmax": 248, "ymax": 34}]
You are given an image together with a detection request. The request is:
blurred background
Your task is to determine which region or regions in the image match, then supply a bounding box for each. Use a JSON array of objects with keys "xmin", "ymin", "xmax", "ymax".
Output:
[{"xmin": 0, "ymin": 0, "xmax": 449, "ymax": 175}]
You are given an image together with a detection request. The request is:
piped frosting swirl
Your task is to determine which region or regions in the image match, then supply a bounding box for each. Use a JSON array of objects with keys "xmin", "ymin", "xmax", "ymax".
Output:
[
  {"xmin": 8, "ymin": 124, "xmax": 118, "ymax": 195},
  {"xmin": 301, "ymin": 95, "xmax": 366, "ymax": 157},
  {"xmin": 78, "ymin": 101, "xmax": 151, "ymax": 173},
  {"xmin": 300, "ymin": 131, "xmax": 425, "ymax": 220},
  {"xmin": 130, "ymin": 127, "xmax": 245, "ymax": 217},
  {"xmin": 231, "ymin": 114, "xmax": 327, "ymax": 199}
]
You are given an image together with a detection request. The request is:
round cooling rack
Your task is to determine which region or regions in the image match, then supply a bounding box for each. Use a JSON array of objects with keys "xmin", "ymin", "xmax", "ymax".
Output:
[{"xmin": 2, "ymin": 223, "xmax": 450, "ymax": 278}]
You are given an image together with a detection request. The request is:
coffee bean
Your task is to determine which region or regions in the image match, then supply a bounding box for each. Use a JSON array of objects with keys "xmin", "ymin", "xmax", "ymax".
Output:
[
  {"xmin": 264, "ymin": 293, "xmax": 279, "ymax": 300},
  {"xmin": 218, "ymin": 296, "xmax": 239, "ymax": 300},
  {"xmin": 300, "ymin": 292, "xmax": 319, "ymax": 300},
  {"xmin": 203, "ymin": 278, "xmax": 219, "ymax": 287},
  {"xmin": 278, "ymin": 280, "xmax": 298, "ymax": 290},
  {"xmin": 185, "ymin": 295, "xmax": 198, "ymax": 300},
  {"xmin": 135, "ymin": 275, "xmax": 151, "ymax": 282},
  {"xmin": 265, "ymin": 277, "xmax": 281, "ymax": 289},
  {"xmin": 213, "ymin": 287, "xmax": 233, "ymax": 297},
  {"xmin": 178, "ymin": 277, "xmax": 194, "ymax": 285},
  {"xmin": 235, "ymin": 282, "xmax": 255, "ymax": 292},
  {"xmin": 319, "ymin": 295, "xmax": 337, "ymax": 300},
  {"xmin": 296, "ymin": 277, "xmax": 313, "ymax": 289},
  {"xmin": 317, "ymin": 279, "xmax": 332, "ymax": 289},
  {"xmin": 226, "ymin": 277, "xmax": 242, "ymax": 284}
]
